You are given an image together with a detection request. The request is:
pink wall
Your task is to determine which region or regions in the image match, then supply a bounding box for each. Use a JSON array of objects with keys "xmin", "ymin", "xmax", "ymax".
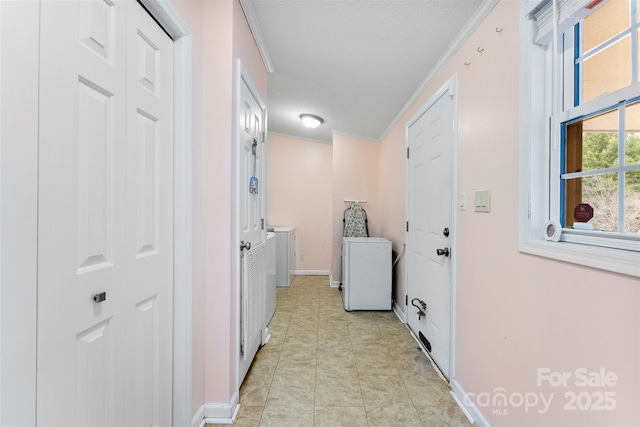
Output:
[
  {"xmin": 378, "ymin": 1, "xmax": 640, "ymax": 426},
  {"xmin": 267, "ymin": 134, "xmax": 332, "ymax": 271},
  {"xmin": 331, "ymin": 134, "xmax": 381, "ymax": 280},
  {"xmin": 379, "ymin": 122, "xmax": 407, "ymax": 304},
  {"xmin": 171, "ymin": 0, "xmax": 268, "ymax": 421}
]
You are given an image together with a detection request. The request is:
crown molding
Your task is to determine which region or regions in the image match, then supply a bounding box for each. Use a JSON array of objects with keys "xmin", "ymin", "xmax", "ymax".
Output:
[{"xmin": 379, "ymin": 0, "xmax": 500, "ymax": 142}]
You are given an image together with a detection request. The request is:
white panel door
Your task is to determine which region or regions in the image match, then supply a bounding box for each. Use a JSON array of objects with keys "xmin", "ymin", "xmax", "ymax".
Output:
[
  {"xmin": 37, "ymin": 1, "xmax": 173, "ymax": 425},
  {"xmin": 407, "ymin": 89, "xmax": 454, "ymax": 379},
  {"xmin": 124, "ymin": 1, "xmax": 174, "ymax": 425},
  {"xmin": 238, "ymin": 77, "xmax": 266, "ymax": 384}
]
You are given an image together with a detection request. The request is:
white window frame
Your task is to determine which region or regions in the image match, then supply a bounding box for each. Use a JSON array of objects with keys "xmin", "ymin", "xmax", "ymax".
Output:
[{"xmin": 519, "ymin": 0, "xmax": 640, "ymax": 277}]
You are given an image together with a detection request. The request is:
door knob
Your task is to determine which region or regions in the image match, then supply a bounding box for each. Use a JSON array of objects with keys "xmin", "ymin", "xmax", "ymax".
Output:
[
  {"xmin": 92, "ymin": 292, "xmax": 106, "ymax": 303},
  {"xmin": 240, "ymin": 241, "xmax": 252, "ymax": 251},
  {"xmin": 436, "ymin": 247, "xmax": 450, "ymax": 257}
]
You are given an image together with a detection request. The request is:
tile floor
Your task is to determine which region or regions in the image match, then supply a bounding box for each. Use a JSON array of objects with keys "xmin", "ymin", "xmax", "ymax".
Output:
[{"xmin": 209, "ymin": 275, "xmax": 472, "ymax": 427}]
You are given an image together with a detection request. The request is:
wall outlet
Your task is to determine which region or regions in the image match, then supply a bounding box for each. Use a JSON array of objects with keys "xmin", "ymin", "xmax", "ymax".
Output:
[{"xmin": 300, "ymin": 254, "xmax": 304, "ymax": 261}]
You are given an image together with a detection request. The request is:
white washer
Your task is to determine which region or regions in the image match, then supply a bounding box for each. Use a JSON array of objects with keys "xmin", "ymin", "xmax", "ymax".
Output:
[{"xmin": 342, "ymin": 237, "xmax": 392, "ymax": 311}]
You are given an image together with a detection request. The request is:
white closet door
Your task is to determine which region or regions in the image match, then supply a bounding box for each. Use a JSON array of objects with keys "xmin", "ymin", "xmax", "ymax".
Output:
[
  {"xmin": 37, "ymin": 1, "xmax": 173, "ymax": 425},
  {"xmin": 123, "ymin": 1, "xmax": 174, "ymax": 425}
]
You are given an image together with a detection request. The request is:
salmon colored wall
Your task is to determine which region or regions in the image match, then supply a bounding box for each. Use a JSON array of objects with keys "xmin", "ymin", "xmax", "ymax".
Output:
[
  {"xmin": 233, "ymin": 0, "xmax": 268, "ymax": 96},
  {"xmin": 379, "ymin": 122, "xmax": 407, "ymax": 306},
  {"xmin": 171, "ymin": 0, "xmax": 268, "ymax": 421},
  {"xmin": 378, "ymin": 1, "xmax": 640, "ymax": 426},
  {"xmin": 267, "ymin": 134, "xmax": 332, "ymax": 271},
  {"xmin": 331, "ymin": 134, "xmax": 381, "ymax": 281}
]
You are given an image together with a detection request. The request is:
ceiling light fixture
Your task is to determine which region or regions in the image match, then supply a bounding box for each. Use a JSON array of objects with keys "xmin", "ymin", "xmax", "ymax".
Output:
[{"xmin": 299, "ymin": 114, "xmax": 324, "ymax": 129}]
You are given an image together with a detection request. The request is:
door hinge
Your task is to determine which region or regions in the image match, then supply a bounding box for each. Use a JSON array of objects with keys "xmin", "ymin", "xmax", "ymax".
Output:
[
  {"xmin": 405, "ymin": 295, "xmax": 408, "ymax": 306},
  {"xmin": 261, "ymin": 131, "xmax": 266, "ymax": 143},
  {"xmin": 406, "ymin": 147, "xmax": 410, "ymax": 159},
  {"xmin": 406, "ymin": 221, "xmax": 409, "ymax": 232},
  {"xmin": 261, "ymin": 218, "xmax": 265, "ymax": 230}
]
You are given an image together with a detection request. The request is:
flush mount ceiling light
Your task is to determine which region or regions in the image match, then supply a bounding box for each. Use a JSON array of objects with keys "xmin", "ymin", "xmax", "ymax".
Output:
[{"xmin": 299, "ymin": 114, "xmax": 324, "ymax": 129}]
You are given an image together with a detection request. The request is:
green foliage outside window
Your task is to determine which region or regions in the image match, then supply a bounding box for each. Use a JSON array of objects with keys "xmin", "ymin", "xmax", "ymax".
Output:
[{"xmin": 582, "ymin": 132, "xmax": 640, "ymax": 232}]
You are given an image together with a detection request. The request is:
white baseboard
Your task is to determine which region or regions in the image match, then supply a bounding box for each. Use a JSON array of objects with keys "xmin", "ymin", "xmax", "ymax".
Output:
[
  {"xmin": 330, "ymin": 280, "xmax": 341, "ymax": 288},
  {"xmin": 450, "ymin": 378, "xmax": 491, "ymax": 427},
  {"xmin": 392, "ymin": 300, "xmax": 405, "ymax": 323},
  {"xmin": 294, "ymin": 270, "xmax": 330, "ymax": 276},
  {"xmin": 193, "ymin": 391, "xmax": 240, "ymax": 427},
  {"xmin": 191, "ymin": 405, "xmax": 205, "ymax": 427}
]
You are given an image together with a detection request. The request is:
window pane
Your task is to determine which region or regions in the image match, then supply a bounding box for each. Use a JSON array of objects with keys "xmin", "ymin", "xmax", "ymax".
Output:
[
  {"xmin": 564, "ymin": 173, "xmax": 619, "ymax": 231},
  {"xmin": 583, "ymin": 0, "xmax": 630, "ymax": 52},
  {"xmin": 625, "ymin": 102, "xmax": 640, "ymax": 166},
  {"xmin": 582, "ymin": 35, "xmax": 631, "ymax": 104},
  {"xmin": 565, "ymin": 109, "xmax": 619, "ymax": 174},
  {"xmin": 626, "ymin": 170, "xmax": 640, "ymax": 233}
]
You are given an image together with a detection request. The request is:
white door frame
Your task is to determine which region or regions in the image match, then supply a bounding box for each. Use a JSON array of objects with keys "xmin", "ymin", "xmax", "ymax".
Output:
[
  {"xmin": 233, "ymin": 59, "xmax": 268, "ymax": 392},
  {"xmin": 0, "ymin": 1, "xmax": 193, "ymax": 425},
  {"xmin": 139, "ymin": 2, "xmax": 193, "ymax": 424},
  {"xmin": 405, "ymin": 75, "xmax": 459, "ymax": 382}
]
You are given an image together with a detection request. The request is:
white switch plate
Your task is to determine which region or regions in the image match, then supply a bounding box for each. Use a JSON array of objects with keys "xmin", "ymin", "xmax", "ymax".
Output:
[
  {"xmin": 474, "ymin": 189, "xmax": 491, "ymax": 213},
  {"xmin": 458, "ymin": 192, "xmax": 466, "ymax": 210}
]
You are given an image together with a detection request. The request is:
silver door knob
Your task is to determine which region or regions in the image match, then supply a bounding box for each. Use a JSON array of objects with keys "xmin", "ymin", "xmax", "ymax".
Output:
[{"xmin": 240, "ymin": 241, "xmax": 252, "ymax": 251}]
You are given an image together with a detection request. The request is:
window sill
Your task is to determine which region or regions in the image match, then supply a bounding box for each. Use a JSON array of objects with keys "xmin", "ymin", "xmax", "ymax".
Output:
[{"xmin": 519, "ymin": 236, "xmax": 640, "ymax": 278}]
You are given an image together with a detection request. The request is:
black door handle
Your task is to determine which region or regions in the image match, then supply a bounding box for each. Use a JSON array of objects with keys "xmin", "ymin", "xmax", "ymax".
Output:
[
  {"xmin": 240, "ymin": 241, "xmax": 252, "ymax": 251},
  {"xmin": 436, "ymin": 247, "xmax": 450, "ymax": 257}
]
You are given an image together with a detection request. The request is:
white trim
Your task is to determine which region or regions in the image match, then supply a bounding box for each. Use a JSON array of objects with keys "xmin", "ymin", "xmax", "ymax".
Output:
[
  {"xmin": 190, "ymin": 405, "xmax": 205, "ymax": 427},
  {"xmin": 379, "ymin": 0, "xmax": 499, "ymax": 142},
  {"xmin": 450, "ymin": 378, "xmax": 491, "ymax": 427},
  {"xmin": 268, "ymin": 131, "xmax": 332, "ymax": 145},
  {"xmin": 450, "ymin": 389, "xmax": 475, "ymax": 425},
  {"xmin": 201, "ymin": 391, "xmax": 240, "ymax": 424},
  {"xmin": 136, "ymin": 2, "xmax": 194, "ymax": 425},
  {"xmin": 392, "ymin": 300, "xmax": 406, "ymax": 323},
  {"xmin": 294, "ymin": 270, "xmax": 330, "ymax": 276},
  {"xmin": 331, "ymin": 130, "xmax": 381, "ymax": 143},
  {"xmin": 330, "ymin": 280, "xmax": 341, "ymax": 288},
  {"xmin": 238, "ymin": 0, "xmax": 275, "ymax": 73},
  {"xmin": 449, "ymin": 75, "xmax": 460, "ymax": 384},
  {"xmin": 170, "ymin": 33, "xmax": 194, "ymax": 427},
  {"xmin": 405, "ymin": 76, "xmax": 459, "ymax": 382},
  {"xmin": 139, "ymin": 0, "xmax": 190, "ymax": 40}
]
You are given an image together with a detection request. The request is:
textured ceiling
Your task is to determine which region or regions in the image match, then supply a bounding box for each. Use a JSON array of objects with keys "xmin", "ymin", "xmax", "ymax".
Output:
[{"xmin": 244, "ymin": 0, "xmax": 487, "ymax": 143}]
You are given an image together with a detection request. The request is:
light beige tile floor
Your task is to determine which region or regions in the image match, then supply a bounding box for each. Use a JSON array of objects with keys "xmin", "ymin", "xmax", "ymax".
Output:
[{"xmin": 208, "ymin": 275, "xmax": 472, "ymax": 427}]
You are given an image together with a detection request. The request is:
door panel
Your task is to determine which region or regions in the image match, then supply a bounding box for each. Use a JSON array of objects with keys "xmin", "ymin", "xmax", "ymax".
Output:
[
  {"xmin": 38, "ymin": 1, "xmax": 127, "ymax": 424},
  {"xmin": 37, "ymin": 1, "xmax": 173, "ymax": 425},
  {"xmin": 238, "ymin": 78, "xmax": 266, "ymax": 385},
  {"xmin": 124, "ymin": 1, "xmax": 173, "ymax": 424},
  {"xmin": 407, "ymin": 89, "xmax": 454, "ymax": 379}
]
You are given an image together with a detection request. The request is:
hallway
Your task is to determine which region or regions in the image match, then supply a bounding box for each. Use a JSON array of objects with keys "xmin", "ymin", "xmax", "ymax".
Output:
[{"xmin": 210, "ymin": 276, "xmax": 471, "ymax": 426}]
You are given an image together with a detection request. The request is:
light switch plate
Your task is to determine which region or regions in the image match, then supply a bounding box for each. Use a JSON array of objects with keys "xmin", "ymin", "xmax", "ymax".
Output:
[
  {"xmin": 458, "ymin": 192, "xmax": 466, "ymax": 210},
  {"xmin": 474, "ymin": 189, "xmax": 491, "ymax": 213}
]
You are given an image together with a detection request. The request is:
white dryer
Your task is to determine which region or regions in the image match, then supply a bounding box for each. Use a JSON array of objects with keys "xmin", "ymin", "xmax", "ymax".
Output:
[{"xmin": 342, "ymin": 237, "xmax": 392, "ymax": 311}]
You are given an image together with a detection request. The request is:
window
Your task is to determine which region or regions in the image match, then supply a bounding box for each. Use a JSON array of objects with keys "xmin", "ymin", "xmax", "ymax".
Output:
[
  {"xmin": 519, "ymin": 0, "xmax": 640, "ymax": 276},
  {"xmin": 561, "ymin": 103, "xmax": 640, "ymax": 234}
]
